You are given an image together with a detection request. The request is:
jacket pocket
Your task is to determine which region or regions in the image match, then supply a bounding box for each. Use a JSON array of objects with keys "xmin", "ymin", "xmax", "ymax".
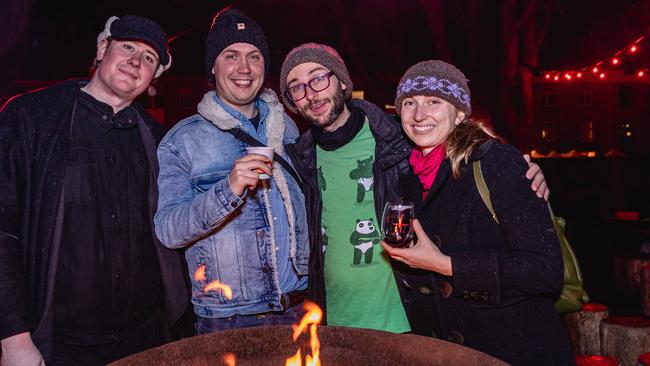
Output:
[
  {"xmin": 64, "ymin": 146, "xmax": 97, "ymax": 204},
  {"xmin": 191, "ymin": 171, "xmax": 229, "ymax": 195}
]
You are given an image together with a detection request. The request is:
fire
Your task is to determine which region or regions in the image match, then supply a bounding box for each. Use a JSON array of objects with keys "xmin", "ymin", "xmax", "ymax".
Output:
[
  {"xmin": 286, "ymin": 301, "xmax": 322, "ymax": 366},
  {"xmin": 285, "ymin": 349, "xmax": 302, "ymax": 366},
  {"xmin": 223, "ymin": 352, "xmax": 236, "ymax": 366},
  {"xmin": 194, "ymin": 265, "xmax": 233, "ymax": 300},
  {"xmin": 204, "ymin": 280, "xmax": 233, "ymax": 299},
  {"xmin": 194, "ymin": 264, "xmax": 206, "ymax": 281}
]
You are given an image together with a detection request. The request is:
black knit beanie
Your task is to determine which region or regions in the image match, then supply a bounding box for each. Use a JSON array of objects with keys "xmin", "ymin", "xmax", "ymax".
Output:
[
  {"xmin": 96, "ymin": 15, "xmax": 172, "ymax": 76},
  {"xmin": 280, "ymin": 42, "xmax": 353, "ymax": 113},
  {"xmin": 395, "ymin": 60, "xmax": 472, "ymax": 116},
  {"xmin": 204, "ymin": 9, "xmax": 270, "ymax": 77}
]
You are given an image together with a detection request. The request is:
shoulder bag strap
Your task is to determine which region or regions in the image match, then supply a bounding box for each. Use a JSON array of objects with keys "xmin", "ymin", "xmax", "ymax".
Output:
[
  {"xmin": 227, "ymin": 128, "xmax": 302, "ymax": 185},
  {"xmin": 472, "ymin": 160, "xmax": 499, "ymax": 224}
]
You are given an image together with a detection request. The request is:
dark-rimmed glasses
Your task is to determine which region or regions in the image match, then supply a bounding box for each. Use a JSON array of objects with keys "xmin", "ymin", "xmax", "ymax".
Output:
[{"xmin": 285, "ymin": 71, "xmax": 335, "ymax": 102}]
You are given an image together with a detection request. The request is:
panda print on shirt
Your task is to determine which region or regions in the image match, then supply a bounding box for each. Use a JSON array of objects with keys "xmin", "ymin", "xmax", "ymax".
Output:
[
  {"xmin": 349, "ymin": 218, "xmax": 380, "ymax": 265},
  {"xmin": 349, "ymin": 156, "xmax": 374, "ymax": 203}
]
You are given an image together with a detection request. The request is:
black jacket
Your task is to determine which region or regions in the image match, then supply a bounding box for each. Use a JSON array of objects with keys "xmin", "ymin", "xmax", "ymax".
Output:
[
  {"xmin": 287, "ymin": 99, "xmax": 415, "ymax": 322},
  {"xmin": 397, "ymin": 140, "xmax": 574, "ymax": 365},
  {"xmin": 0, "ymin": 80, "xmax": 190, "ymax": 359}
]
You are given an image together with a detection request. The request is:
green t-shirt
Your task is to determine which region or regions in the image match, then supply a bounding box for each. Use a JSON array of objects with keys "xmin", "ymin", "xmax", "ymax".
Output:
[{"xmin": 317, "ymin": 119, "xmax": 410, "ymax": 333}]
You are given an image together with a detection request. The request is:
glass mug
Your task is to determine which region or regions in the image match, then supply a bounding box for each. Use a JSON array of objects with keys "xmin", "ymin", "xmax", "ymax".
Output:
[{"xmin": 381, "ymin": 201, "xmax": 415, "ymax": 248}]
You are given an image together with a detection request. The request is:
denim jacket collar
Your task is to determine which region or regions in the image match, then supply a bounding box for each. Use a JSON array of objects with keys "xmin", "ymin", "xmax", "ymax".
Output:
[
  {"xmin": 198, "ymin": 88, "xmax": 286, "ymax": 156},
  {"xmin": 212, "ymin": 94, "xmax": 270, "ymax": 137},
  {"xmin": 197, "ymin": 88, "xmax": 300, "ymax": 271}
]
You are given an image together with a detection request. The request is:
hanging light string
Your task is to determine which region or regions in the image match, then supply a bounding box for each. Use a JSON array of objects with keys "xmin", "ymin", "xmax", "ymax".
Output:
[{"xmin": 541, "ymin": 35, "xmax": 647, "ymax": 81}]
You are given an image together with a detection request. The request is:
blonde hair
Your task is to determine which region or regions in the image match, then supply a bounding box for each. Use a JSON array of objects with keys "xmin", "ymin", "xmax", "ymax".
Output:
[{"xmin": 445, "ymin": 118, "xmax": 503, "ymax": 179}]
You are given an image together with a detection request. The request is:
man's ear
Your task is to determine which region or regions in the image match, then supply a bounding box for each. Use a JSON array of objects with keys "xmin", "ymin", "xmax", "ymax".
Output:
[
  {"xmin": 341, "ymin": 82, "xmax": 347, "ymax": 91},
  {"xmin": 96, "ymin": 39, "xmax": 109, "ymax": 63},
  {"xmin": 211, "ymin": 66, "xmax": 215, "ymax": 75}
]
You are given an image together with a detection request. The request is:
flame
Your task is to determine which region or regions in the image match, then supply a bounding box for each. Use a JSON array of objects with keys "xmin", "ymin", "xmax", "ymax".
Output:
[
  {"xmin": 305, "ymin": 324, "xmax": 321, "ymax": 366},
  {"xmin": 223, "ymin": 352, "xmax": 236, "ymax": 366},
  {"xmin": 194, "ymin": 264, "xmax": 233, "ymax": 300},
  {"xmin": 285, "ymin": 349, "xmax": 302, "ymax": 366},
  {"xmin": 286, "ymin": 301, "xmax": 322, "ymax": 366},
  {"xmin": 292, "ymin": 301, "xmax": 322, "ymax": 341},
  {"xmin": 194, "ymin": 264, "xmax": 206, "ymax": 281},
  {"xmin": 204, "ymin": 280, "xmax": 233, "ymax": 300}
]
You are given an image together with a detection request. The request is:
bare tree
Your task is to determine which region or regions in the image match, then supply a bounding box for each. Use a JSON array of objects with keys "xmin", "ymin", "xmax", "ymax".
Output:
[{"xmin": 499, "ymin": 0, "xmax": 553, "ymax": 148}]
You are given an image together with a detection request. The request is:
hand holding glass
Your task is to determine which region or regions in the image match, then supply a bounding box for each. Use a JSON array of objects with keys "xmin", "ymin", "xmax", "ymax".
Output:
[{"xmin": 381, "ymin": 201, "xmax": 414, "ymax": 248}]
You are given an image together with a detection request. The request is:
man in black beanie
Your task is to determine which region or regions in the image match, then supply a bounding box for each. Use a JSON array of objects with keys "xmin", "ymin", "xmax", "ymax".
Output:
[
  {"xmin": 0, "ymin": 15, "xmax": 190, "ymax": 365},
  {"xmin": 281, "ymin": 43, "xmax": 551, "ymax": 332},
  {"xmin": 154, "ymin": 8, "xmax": 309, "ymax": 335}
]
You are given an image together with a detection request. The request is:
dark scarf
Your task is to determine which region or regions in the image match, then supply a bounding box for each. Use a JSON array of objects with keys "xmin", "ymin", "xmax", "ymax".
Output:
[
  {"xmin": 409, "ymin": 144, "xmax": 446, "ymax": 191},
  {"xmin": 311, "ymin": 102, "xmax": 364, "ymax": 151}
]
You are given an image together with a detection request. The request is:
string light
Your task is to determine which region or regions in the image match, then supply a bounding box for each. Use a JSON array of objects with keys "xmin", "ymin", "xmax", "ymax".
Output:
[{"xmin": 541, "ymin": 34, "xmax": 647, "ymax": 81}]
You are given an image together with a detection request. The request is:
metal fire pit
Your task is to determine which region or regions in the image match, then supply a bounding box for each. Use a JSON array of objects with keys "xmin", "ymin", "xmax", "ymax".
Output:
[{"xmin": 110, "ymin": 325, "xmax": 508, "ymax": 366}]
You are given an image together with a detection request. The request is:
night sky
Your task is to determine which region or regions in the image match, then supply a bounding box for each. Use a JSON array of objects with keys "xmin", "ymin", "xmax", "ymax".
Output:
[{"xmin": 1, "ymin": 0, "xmax": 648, "ymax": 104}]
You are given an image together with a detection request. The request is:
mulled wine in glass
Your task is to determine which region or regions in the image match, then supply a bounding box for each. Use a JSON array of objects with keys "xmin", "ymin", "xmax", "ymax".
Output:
[{"xmin": 381, "ymin": 201, "xmax": 414, "ymax": 248}]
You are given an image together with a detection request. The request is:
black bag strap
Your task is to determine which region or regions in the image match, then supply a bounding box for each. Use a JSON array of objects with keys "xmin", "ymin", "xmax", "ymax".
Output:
[{"xmin": 227, "ymin": 128, "xmax": 302, "ymax": 185}]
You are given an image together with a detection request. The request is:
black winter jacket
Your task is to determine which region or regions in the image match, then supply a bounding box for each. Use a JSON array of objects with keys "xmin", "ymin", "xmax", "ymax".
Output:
[
  {"xmin": 0, "ymin": 80, "xmax": 190, "ymax": 359},
  {"xmin": 397, "ymin": 140, "xmax": 574, "ymax": 365},
  {"xmin": 287, "ymin": 99, "xmax": 417, "ymax": 323}
]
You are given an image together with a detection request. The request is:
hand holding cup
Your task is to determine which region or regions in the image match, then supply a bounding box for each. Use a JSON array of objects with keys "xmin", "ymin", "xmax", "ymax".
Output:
[{"xmin": 228, "ymin": 148, "xmax": 273, "ymax": 196}]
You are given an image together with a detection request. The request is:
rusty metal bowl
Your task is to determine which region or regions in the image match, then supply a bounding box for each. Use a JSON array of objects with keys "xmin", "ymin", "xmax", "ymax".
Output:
[{"xmin": 110, "ymin": 325, "xmax": 508, "ymax": 366}]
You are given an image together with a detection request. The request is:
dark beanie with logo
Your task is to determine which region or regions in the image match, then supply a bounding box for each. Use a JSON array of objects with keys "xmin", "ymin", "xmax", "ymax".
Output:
[
  {"xmin": 395, "ymin": 60, "xmax": 472, "ymax": 116},
  {"xmin": 204, "ymin": 8, "xmax": 270, "ymax": 77}
]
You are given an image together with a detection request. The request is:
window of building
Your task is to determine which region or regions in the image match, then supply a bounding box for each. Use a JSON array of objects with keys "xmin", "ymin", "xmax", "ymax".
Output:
[
  {"xmin": 618, "ymin": 85, "xmax": 633, "ymax": 109},
  {"xmin": 578, "ymin": 92, "xmax": 592, "ymax": 107},
  {"xmin": 541, "ymin": 93, "xmax": 556, "ymax": 108},
  {"xmin": 582, "ymin": 120, "xmax": 595, "ymax": 142},
  {"xmin": 539, "ymin": 124, "xmax": 556, "ymax": 141}
]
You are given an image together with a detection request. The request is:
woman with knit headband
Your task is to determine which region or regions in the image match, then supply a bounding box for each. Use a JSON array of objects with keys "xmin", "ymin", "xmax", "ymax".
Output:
[{"xmin": 381, "ymin": 60, "xmax": 574, "ymax": 365}]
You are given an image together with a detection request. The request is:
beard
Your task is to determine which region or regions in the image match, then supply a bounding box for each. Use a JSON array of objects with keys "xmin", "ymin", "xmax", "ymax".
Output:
[{"xmin": 299, "ymin": 83, "xmax": 346, "ymax": 130}]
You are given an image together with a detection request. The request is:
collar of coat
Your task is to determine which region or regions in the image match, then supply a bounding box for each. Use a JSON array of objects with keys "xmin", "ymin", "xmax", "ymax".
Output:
[
  {"xmin": 195, "ymin": 88, "xmax": 303, "ymax": 275},
  {"xmin": 197, "ymin": 88, "xmax": 286, "ymax": 156}
]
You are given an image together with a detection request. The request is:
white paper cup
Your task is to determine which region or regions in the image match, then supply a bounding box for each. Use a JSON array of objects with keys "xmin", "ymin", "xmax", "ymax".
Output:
[{"xmin": 245, "ymin": 147, "xmax": 274, "ymax": 179}]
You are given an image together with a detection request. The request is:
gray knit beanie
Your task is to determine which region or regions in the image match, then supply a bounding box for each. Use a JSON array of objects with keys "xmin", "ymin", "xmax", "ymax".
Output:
[
  {"xmin": 280, "ymin": 43, "xmax": 353, "ymax": 113},
  {"xmin": 395, "ymin": 60, "xmax": 472, "ymax": 116},
  {"xmin": 205, "ymin": 8, "xmax": 270, "ymax": 77}
]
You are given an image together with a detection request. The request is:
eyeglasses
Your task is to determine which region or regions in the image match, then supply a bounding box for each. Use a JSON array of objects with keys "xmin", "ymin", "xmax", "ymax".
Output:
[{"xmin": 285, "ymin": 71, "xmax": 335, "ymax": 102}]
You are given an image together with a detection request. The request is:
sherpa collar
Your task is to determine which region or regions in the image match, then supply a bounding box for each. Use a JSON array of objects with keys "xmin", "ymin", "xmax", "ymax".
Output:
[
  {"xmin": 197, "ymin": 88, "xmax": 286, "ymax": 156},
  {"xmin": 196, "ymin": 88, "xmax": 302, "ymax": 275}
]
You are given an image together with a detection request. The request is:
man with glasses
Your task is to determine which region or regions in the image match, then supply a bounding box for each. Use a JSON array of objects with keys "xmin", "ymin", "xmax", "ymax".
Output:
[
  {"xmin": 154, "ymin": 9, "xmax": 309, "ymax": 334},
  {"xmin": 281, "ymin": 43, "xmax": 550, "ymax": 332}
]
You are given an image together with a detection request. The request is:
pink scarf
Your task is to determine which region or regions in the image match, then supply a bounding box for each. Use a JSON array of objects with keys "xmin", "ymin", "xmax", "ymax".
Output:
[{"xmin": 409, "ymin": 144, "xmax": 445, "ymax": 191}]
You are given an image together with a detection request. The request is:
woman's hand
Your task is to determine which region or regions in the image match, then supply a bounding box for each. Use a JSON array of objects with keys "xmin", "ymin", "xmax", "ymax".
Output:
[{"xmin": 381, "ymin": 219, "xmax": 452, "ymax": 276}]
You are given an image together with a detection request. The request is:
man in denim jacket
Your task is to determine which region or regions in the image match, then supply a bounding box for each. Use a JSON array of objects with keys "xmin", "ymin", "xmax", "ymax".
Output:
[{"xmin": 154, "ymin": 9, "xmax": 309, "ymax": 334}]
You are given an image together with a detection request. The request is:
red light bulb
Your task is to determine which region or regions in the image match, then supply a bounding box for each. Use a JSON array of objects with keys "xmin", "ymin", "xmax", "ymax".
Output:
[{"xmin": 612, "ymin": 58, "xmax": 619, "ymax": 65}]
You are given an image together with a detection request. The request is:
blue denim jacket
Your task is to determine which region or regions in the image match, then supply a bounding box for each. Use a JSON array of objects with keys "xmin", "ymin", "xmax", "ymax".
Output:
[{"xmin": 154, "ymin": 89, "xmax": 309, "ymax": 318}]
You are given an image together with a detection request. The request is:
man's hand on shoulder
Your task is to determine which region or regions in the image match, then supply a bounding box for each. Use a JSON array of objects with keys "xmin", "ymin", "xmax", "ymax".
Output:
[
  {"xmin": 1, "ymin": 332, "xmax": 45, "ymax": 366},
  {"xmin": 523, "ymin": 154, "xmax": 550, "ymax": 201}
]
